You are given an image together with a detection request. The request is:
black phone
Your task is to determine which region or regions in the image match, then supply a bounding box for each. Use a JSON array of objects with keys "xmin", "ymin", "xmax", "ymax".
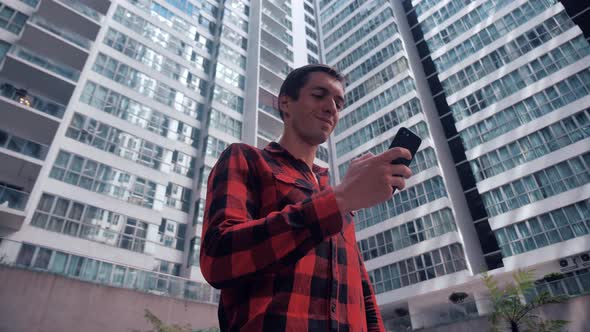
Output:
[{"xmin": 389, "ymin": 127, "xmax": 422, "ymax": 166}]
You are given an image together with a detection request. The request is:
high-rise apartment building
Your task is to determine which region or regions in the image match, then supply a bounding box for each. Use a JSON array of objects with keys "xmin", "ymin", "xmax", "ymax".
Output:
[
  {"xmin": 0, "ymin": 0, "xmax": 324, "ymax": 308},
  {"xmin": 1, "ymin": 0, "xmax": 589, "ymax": 330},
  {"xmin": 318, "ymin": 0, "xmax": 590, "ymax": 329}
]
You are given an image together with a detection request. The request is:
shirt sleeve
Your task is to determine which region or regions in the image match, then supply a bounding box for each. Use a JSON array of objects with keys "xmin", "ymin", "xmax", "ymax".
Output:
[
  {"xmin": 360, "ymin": 256, "xmax": 385, "ymax": 332},
  {"xmin": 199, "ymin": 143, "xmax": 344, "ymax": 289}
]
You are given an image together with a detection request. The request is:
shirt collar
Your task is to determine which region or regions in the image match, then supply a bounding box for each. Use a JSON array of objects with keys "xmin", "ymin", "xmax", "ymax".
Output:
[{"xmin": 264, "ymin": 142, "xmax": 329, "ymax": 175}]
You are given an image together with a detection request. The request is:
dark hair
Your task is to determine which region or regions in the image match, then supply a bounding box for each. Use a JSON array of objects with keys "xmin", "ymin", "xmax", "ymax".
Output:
[{"xmin": 277, "ymin": 64, "xmax": 345, "ymax": 120}]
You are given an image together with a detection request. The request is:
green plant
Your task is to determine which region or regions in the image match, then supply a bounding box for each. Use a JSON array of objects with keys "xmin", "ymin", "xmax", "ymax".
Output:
[
  {"xmin": 482, "ymin": 269, "xmax": 569, "ymax": 332},
  {"xmin": 542, "ymin": 272, "xmax": 565, "ymax": 282},
  {"xmin": 141, "ymin": 309, "xmax": 192, "ymax": 332}
]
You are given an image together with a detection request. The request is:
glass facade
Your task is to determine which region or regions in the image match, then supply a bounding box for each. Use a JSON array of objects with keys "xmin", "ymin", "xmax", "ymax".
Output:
[
  {"xmin": 50, "ymin": 150, "xmax": 166, "ymax": 210},
  {"xmin": 369, "ymin": 243, "xmax": 468, "ymax": 294},
  {"xmin": 359, "ymin": 208, "xmax": 457, "ymax": 261},
  {"xmin": 31, "ymin": 193, "xmax": 148, "ymax": 253},
  {"xmin": 495, "ymin": 200, "xmax": 590, "ymax": 257}
]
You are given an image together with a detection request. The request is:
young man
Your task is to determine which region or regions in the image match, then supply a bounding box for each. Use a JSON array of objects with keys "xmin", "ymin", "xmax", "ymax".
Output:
[{"xmin": 200, "ymin": 64, "xmax": 413, "ymax": 331}]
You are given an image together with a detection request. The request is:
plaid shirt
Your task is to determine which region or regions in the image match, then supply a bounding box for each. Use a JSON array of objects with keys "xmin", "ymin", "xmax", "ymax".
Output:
[{"xmin": 200, "ymin": 142, "xmax": 385, "ymax": 332}]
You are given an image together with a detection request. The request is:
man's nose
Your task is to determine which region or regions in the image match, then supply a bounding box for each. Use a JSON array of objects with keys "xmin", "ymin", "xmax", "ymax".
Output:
[{"xmin": 324, "ymin": 99, "xmax": 338, "ymax": 114}]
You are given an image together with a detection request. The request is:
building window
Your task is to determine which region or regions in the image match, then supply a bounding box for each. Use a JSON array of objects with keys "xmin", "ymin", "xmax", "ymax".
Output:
[
  {"xmin": 153, "ymin": 259, "xmax": 181, "ymax": 277},
  {"xmin": 215, "ymin": 62, "xmax": 246, "ymax": 90},
  {"xmin": 369, "ymin": 243, "xmax": 467, "ymax": 294},
  {"xmin": 481, "ymin": 153, "xmax": 590, "ymax": 217},
  {"xmin": 356, "ymin": 175, "xmax": 447, "ymax": 231},
  {"xmin": 459, "ymin": 69, "xmax": 590, "ymax": 150},
  {"xmin": 304, "ymin": 14, "xmax": 316, "ymax": 28},
  {"xmin": 30, "ymin": 193, "xmax": 148, "ymax": 253},
  {"xmin": 205, "ymin": 136, "xmax": 230, "ymax": 159},
  {"xmin": 158, "ymin": 219, "xmax": 186, "ymax": 251},
  {"xmin": 359, "ymin": 208, "xmax": 456, "ymax": 261},
  {"xmin": 79, "ymin": 82, "xmax": 201, "ymax": 147},
  {"xmin": 495, "ymin": 200, "xmax": 590, "ymax": 257},
  {"xmin": 93, "ymin": 53, "xmax": 205, "ymax": 118},
  {"xmin": 304, "ymin": 2, "xmax": 314, "ymax": 15},
  {"xmin": 0, "ymin": 4, "xmax": 28, "ymax": 35},
  {"xmin": 213, "ymin": 84, "xmax": 244, "ymax": 113},
  {"xmin": 49, "ymin": 151, "xmax": 165, "ymax": 210},
  {"xmin": 306, "ymin": 40, "xmax": 318, "ymax": 54},
  {"xmin": 218, "ymin": 43, "xmax": 247, "ymax": 69},
  {"xmin": 316, "ymin": 145, "xmax": 329, "ymax": 163},
  {"xmin": 210, "ymin": 109, "xmax": 242, "ymax": 139},
  {"xmin": 471, "ymin": 110, "xmax": 590, "ymax": 181},
  {"xmin": 15, "ymin": 242, "xmax": 218, "ymax": 302},
  {"xmin": 165, "ymin": 183, "xmax": 192, "ymax": 212},
  {"xmin": 305, "ymin": 27, "xmax": 317, "ymax": 41},
  {"xmin": 221, "ymin": 25, "xmax": 248, "ymax": 50}
]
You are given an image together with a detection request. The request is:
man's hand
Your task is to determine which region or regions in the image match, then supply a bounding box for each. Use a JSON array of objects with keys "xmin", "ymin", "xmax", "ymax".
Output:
[{"xmin": 334, "ymin": 147, "xmax": 413, "ymax": 214}]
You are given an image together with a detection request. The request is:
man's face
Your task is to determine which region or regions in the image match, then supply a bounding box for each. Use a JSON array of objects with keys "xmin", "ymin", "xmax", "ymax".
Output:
[{"xmin": 280, "ymin": 72, "xmax": 345, "ymax": 146}]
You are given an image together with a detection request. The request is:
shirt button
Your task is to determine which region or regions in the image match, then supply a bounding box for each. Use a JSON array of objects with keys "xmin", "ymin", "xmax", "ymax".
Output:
[{"xmin": 331, "ymin": 303, "xmax": 336, "ymax": 313}]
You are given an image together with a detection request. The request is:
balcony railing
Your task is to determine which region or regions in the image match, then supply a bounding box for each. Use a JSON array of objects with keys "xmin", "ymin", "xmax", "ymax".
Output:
[
  {"xmin": 0, "ymin": 82, "xmax": 66, "ymax": 118},
  {"xmin": 9, "ymin": 46, "xmax": 80, "ymax": 81},
  {"xmin": 55, "ymin": 0, "xmax": 102, "ymax": 22},
  {"xmin": 29, "ymin": 15, "xmax": 92, "ymax": 50},
  {"xmin": 260, "ymin": 21, "xmax": 292, "ymax": 47},
  {"xmin": 259, "ymin": 79, "xmax": 279, "ymax": 96},
  {"xmin": 258, "ymin": 103, "xmax": 281, "ymax": 120},
  {"xmin": 0, "ymin": 238, "xmax": 220, "ymax": 305},
  {"xmin": 260, "ymin": 58, "xmax": 290, "ymax": 77},
  {"xmin": 0, "ymin": 184, "xmax": 29, "ymax": 211},
  {"xmin": 0, "ymin": 129, "xmax": 49, "ymax": 160},
  {"xmin": 265, "ymin": 0, "xmax": 291, "ymax": 17}
]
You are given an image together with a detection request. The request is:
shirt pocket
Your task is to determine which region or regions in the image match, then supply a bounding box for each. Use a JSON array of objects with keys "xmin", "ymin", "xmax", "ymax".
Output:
[{"xmin": 272, "ymin": 172, "xmax": 314, "ymax": 207}]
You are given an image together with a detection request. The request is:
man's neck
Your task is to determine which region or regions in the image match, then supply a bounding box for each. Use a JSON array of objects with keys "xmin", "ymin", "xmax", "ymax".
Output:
[{"xmin": 278, "ymin": 132, "xmax": 317, "ymax": 170}]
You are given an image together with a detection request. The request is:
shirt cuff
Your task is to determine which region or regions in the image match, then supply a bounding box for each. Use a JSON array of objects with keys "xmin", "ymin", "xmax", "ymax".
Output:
[{"xmin": 302, "ymin": 188, "xmax": 343, "ymax": 238}]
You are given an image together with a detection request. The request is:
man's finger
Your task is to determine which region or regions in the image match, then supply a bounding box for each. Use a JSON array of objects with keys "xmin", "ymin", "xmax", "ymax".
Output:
[
  {"xmin": 353, "ymin": 153, "xmax": 374, "ymax": 163},
  {"xmin": 390, "ymin": 164, "xmax": 412, "ymax": 179},
  {"xmin": 379, "ymin": 147, "xmax": 412, "ymax": 163},
  {"xmin": 389, "ymin": 175, "xmax": 406, "ymax": 191}
]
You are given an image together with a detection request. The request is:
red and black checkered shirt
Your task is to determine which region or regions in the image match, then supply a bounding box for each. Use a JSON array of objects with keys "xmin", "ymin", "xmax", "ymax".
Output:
[{"xmin": 200, "ymin": 142, "xmax": 385, "ymax": 332}]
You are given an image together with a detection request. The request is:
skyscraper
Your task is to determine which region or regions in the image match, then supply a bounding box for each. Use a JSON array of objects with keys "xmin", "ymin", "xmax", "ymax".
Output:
[
  {"xmin": 0, "ymin": 0, "xmax": 323, "ymax": 308},
  {"xmin": 1, "ymin": 0, "xmax": 589, "ymax": 330},
  {"xmin": 318, "ymin": 0, "xmax": 590, "ymax": 329}
]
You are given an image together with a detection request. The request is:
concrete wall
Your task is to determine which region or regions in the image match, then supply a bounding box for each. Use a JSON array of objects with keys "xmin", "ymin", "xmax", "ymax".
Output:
[
  {"xmin": 0, "ymin": 266, "xmax": 219, "ymax": 332},
  {"xmin": 417, "ymin": 294, "xmax": 590, "ymax": 332}
]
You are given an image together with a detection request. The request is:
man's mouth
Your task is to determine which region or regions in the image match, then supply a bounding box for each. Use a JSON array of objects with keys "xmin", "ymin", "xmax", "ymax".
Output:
[{"xmin": 316, "ymin": 117, "xmax": 333, "ymax": 126}]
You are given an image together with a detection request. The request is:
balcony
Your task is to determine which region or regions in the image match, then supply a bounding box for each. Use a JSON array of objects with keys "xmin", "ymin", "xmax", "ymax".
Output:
[
  {"xmin": 260, "ymin": 16, "xmax": 292, "ymax": 47},
  {"xmin": 258, "ymin": 103, "xmax": 281, "ymax": 120},
  {"xmin": 18, "ymin": 15, "xmax": 91, "ymax": 70},
  {"xmin": 260, "ymin": 56, "xmax": 290, "ymax": 79},
  {"xmin": 1, "ymin": 46, "xmax": 79, "ymax": 103},
  {"xmin": 0, "ymin": 184, "xmax": 29, "ymax": 230},
  {"xmin": 36, "ymin": 0, "xmax": 102, "ymax": 40},
  {"xmin": 261, "ymin": 6, "xmax": 291, "ymax": 31},
  {"xmin": 0, "ymin": 82, "xmax": 65, "ymax": 119},
  {"xmin": 259, "ymin": 79, "xmax": 279, "ymax": 96},
  {"xmin": 76, "ymin": 0, "xmax": 111, "ymax": 15},
  {"xmin": 0, "ymin": 129, "xmax": 49, "ymax": 161},
  {"xmin": 262, "ymin": 0, "xmax": 291, "ymax": 30},
  {"xmin": 260, "ymin": 33, "xmax": 293, "ymax": 62},
  {"xmin": 265, "ymin": 0, "xmax": 291, "ymax": 16}
]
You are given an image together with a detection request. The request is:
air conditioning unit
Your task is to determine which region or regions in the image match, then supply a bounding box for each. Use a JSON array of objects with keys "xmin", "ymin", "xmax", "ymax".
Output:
[{"xmin": 558, "ymin": 251, "xmax": 590, "ymax": 272}]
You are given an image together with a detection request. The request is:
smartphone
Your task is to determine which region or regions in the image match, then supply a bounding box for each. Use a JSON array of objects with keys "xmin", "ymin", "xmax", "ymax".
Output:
[{"xmin": 389, "ymin": 127, "xmax": 422, "ymax": 167}]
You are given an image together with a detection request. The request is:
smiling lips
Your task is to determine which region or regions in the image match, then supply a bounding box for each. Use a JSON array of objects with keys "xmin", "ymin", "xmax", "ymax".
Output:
[{"xmin": 316, "ymin": 117, "xmax": 333, "ymax": 127}]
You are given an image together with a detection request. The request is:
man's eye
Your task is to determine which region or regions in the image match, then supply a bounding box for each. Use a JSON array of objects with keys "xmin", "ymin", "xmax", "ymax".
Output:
[{"xmin": 312, "ymin": 94, "xmax": 323, "ymax": 99}]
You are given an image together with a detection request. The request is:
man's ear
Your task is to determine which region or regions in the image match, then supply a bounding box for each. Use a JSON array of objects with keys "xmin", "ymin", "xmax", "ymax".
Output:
[{"xmin": 278, "ymin": 95, "xmax": 290, "ymax": 119}]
